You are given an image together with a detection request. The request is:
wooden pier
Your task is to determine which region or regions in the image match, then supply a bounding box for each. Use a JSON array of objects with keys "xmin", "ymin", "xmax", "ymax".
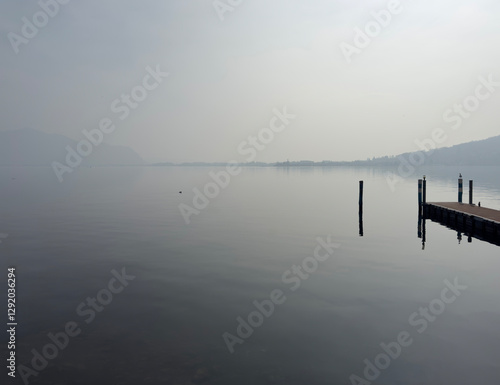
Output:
[
  {"xmin": 419, "ymin": 178, "xmax": 500, "ymax": 246},
  {"xmin": 425, "ymin": 202, "xmax": 500, "ymax": 223},
  {"xmin": 423, "ymin": 202, "xmax": 500, "ymax": 246}
]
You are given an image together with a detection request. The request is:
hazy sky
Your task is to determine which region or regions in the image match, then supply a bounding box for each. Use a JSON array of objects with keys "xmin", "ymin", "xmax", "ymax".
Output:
[{"xmin": 1, "ymin": 0, "xmax": 500, "ymax": 163}]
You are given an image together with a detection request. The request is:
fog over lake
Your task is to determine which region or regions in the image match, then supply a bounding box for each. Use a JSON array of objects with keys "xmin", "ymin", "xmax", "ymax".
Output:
[{"xmin": 2, "ymin": 1, "xmax": 500, "ymax": 384}]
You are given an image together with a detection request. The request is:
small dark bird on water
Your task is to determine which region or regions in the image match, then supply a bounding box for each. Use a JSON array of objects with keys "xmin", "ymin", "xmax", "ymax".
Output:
[{"xmin": 179, "ymin": 191, "xmax": 182, "ymax": 194}]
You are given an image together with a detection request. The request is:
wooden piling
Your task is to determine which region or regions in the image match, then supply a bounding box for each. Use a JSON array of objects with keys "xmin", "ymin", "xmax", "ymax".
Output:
[
  {"xmin": 359, "ymin": 181, "xmax": 363, "ymax": 207},
  {"xmin": 359, "ymin": 181, "xmax": 363, "ymax": 237},
  {"xmin": 422, "ymin": 178, "xmax": 427, "ymax": 204},
  {"xmin": 469, "ymin": 180, "xmax": 473, "ymax": 205},
  {"xmin": 458, "ymin": 178, "xmax": 463, "ymax": 203},
  {"xmin": 418, "ymin": 179, "xmax": 422, "ymax": 206}
]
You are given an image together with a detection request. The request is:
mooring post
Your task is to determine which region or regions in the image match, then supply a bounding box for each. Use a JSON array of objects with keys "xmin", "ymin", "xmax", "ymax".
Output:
[
  {"xmin": 418, "ymin": 179, "xmax": 423, "ymax": 215},
  {"xmin": 423, "ymin": 177, "xmax": 427, "ymax": 205},
  {"xmin": 359, "ymin": 181, "xmax": 363, "ymax": 237},
  {"xmin": 458, "ymin": 178, "xmax": 463, "ymax": 203},
  {"xmin": 359, "ymin": 181, "xmax": 363, "ymax": 208},
  {"xmin": 469, "ymin": 180, "xmax": 473, "ymax": 205}
]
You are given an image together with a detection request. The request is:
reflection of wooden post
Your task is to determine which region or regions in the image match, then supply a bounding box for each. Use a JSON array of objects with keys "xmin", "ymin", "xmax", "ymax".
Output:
[
  {"xmin": 458, "ymin": 178, "xmax": 463, "ymax": 203},
  {"xmin": 418, "ymin": 212, "xmax": 422, "ymax": 238},
  {"xmin": 359, "ymin": 211, "xmax": 363, "ymax": 237},
  {"xmin": 469, "ymin": 180, "xmax": 473, "ymax": 205},
  {"xmin": 422, "ymin": 216, "xmax": 426, "ymax": 250}
]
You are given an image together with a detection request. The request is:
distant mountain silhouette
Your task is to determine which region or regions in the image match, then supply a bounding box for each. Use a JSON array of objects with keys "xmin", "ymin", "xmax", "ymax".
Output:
[
  {"xmin": 363, "ymin": 135, "xmax": 500, "ymax": 166},
  {"xmin": 0, "ymin": 128, "xmax": 143, "ymax": 166},
  {"xmin": 269, "ymin": 135, "xmax": 500, "ymax": 167}
]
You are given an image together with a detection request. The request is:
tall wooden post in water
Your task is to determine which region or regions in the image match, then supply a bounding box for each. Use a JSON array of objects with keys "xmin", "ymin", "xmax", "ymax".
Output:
[
  {"xmin": 458, "ymin": 178, "xmax": 463, "ymax": 203},
  {"xmin": 423, "ymin": 177, "xmax": 427, "ymax": 205},
  {"xmin": 359, "ymin": 181, "xmax": 363, "ymax": 236},
  {"xmin": 469, "ymin": 180, "xmax": 473, "ymax": 205},
  {"xmin": 418, "ymin": 179, "xmax": 423, "ymax": 215},
  {"xmin": 359, "ymin": 181, "xmax": 363, "ymax": 208}
]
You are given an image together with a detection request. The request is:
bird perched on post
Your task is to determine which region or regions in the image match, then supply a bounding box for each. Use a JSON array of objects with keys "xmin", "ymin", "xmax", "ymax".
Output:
[{"xmin": 459, "ymin": 173, "xmax": 462, "ymax": 178}]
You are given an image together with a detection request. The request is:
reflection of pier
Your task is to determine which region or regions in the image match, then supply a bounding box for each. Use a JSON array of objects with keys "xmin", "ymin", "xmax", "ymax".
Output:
[{"xmin": 418, "ymin": 178, "xmax": 500, "ymax": 247}]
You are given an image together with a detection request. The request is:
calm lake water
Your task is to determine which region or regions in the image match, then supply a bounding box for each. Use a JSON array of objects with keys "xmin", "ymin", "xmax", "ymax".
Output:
[{"xmin": 1, "ymin": 165, "xmax": 500, "ymax": 385}]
